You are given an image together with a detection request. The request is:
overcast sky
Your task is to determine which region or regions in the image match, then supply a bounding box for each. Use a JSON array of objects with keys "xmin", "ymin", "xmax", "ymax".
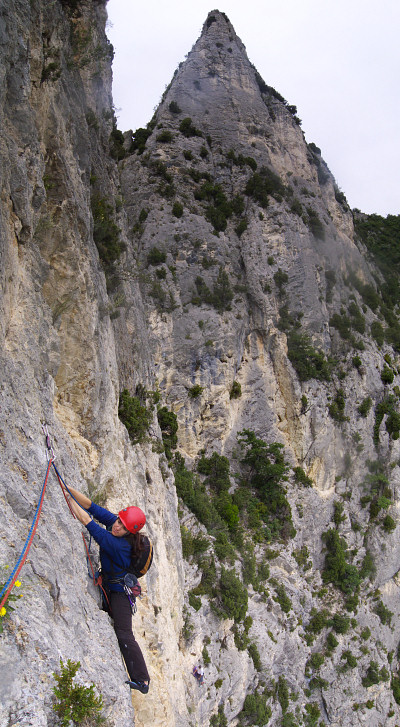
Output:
[{"xmin": 106, "ymin": 0, "xmax": 399, "ymax": 217}]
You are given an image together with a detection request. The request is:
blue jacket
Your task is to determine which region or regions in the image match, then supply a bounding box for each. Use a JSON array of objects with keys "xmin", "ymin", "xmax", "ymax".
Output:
[{"xmin": 86, "ymin": 503, "xmax": 131, "ymax": 592}]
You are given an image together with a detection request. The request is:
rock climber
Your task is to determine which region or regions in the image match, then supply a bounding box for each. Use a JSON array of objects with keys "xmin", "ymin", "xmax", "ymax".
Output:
[
  {"xmin": 63, "ymin": 484, "xmax": 150, "ymax": 694},
  {"xmin": 193, "ymin": 664, "xmax": 205, "ymax": 685}
]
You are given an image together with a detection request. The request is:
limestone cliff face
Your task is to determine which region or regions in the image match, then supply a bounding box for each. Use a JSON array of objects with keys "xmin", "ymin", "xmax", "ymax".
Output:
[{"xmin": 1, "ymin": 5, "xmax": 400, "ymax": 727}]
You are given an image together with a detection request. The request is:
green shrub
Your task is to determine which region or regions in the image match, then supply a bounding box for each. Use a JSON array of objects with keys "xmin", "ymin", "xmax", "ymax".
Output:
[
  {"xmin": 189, "ymin": 591, "xmax": 202, "ymax": 611},
  {"xmin": 91, "ymin": 195, "xmax": 123, "ymax": 266},
  {"xmin": 287, "ymin": 331, "xmax": 331, "ymax": 382},
  {"xmin": 109, "ymin": 125, "xmax": 126, "ymax": 161},
  {"xmin": 239, "ymin": 692, "xmax": 271, "ymax": 727},
  {"xmin": 306, "ymin": 207, "xmax": 325, "ymax": 240},
  {"xmin": 218, "ymin": 567, "xmax": 248, "ymax": 622},
  {"xmin": 306, "ymin": 609, "xmax": 329, "ymax": 634},
  {"xmin": 359, "ymin": 550, "xmax": 376, "ymax": 581},
  {"xmin": 277, "ymin": 675, "xmax": 289, "ymax": 712},
  {"xmin": 235, "ymin": 219, "xmax": 248, "ymax": 237},
  {"xmin": 371, "ymin": 320, "xmax": 385, "ymax": 346},
  {"xmin": 374, "ymin": 599, "xmax": 393, "ymax": 626},
  {"xmin": 156, "ymin": 130, "xmax": 173, "ymax": 143},
  {"xmin": 210, "ymin": 705, "xmax": 228, "ymax": 727},
  {"xmin": 238, "ymin": 430, "xmax": 294, "ymax": 542},
  {"xmin": 245, "ymin": 167, "xmax": 286, "ymax": 208},
  {"xmin": 230, "ymin": 381, "xmax": 242, "ymax": 399},
  {"xmin": 212, "ymin": 267, "xmax": 234, "ymax": 311},
  {"xmin": 189, "ymin": 384, "xmax": 203, "ymax": 399},
  {"xmin": 272, "ymin": 582, "xmax": 292, "ymax": 613},
  {"xmin": 52, "ymin": 659, "xmax": 103, "ymax": 727},
  {"xmin": 326, "ymin": 632, "xmax": 339, "ymax": 649},
  {"xmin": 392, "ymin": 675, "xmax": 400, "ymax": 705},
  {"xmin": 179, "ymin": 117, "xmax": 202, "ymax": 138},
  {"xmin": 321, "ymin": 529, "xmax": 360, "ymax": 595},
  {"xmin": 383, "ymin": 514, "xmax": 396, "ymax": 533},
  {"xmin": 374, "ymin": 395, "xmax": 400, "ymax": 443},
  {"xmin": 307, "ymin": 652, "xmax": 325, "ymax": 670},
  {"xmin": 362, "ymin": 661, "xmax": 388, "ymax": 688},
  {"xmin": 168, "ymin": 101, "xmax": 181, "ymax": 114},
  {"xmin": 248, "ymin": 642, "xmax": 262, "ymax": 671},
  {"xmin": 147, "ymin": 247, "xmax": 166, "ymax": 265},
  {"xmin": 197, "ymin": 452, "xmax": 230, "ymax": 493},
  {"xmin": 304, "ymin": 702, "xmax": 320, "ymax": 727},
  {"xmin": 293, "ymin": 466, "xmax": 313, "ymax": 487},
  {"xmin": 293, "ymin": 545, "xmax": 311, "ymax": 570},
  {"xmin": 130, "ymin": 126, "xmax": 152, "ymax": 154},
  {"xmin": 157, "ymin": 406, "xmax": 178, "ymax": 459},
  {"xmin": 274, "ymin": 268, "xmax": 289, "ymax": 296},
  {"xmin": 118, "ymin": 388, "xmax": 153, "ymax": 444},
  {"xmin": 173, "ymin": 454, "xmax": 225, "ymax": 534},
  {"xmin": 341, "ymin": 650, "xmax": 358, "ymax": 668},
  {"xmin": 333, "ymin": 500, "xmax": 345, "ymax": 526},
  {"xmin": 172, "ymin": 201, "xmax": 184, "ymax": 218},
  {"xmin": 329, "ymin": 389, "xmax": 348, "ymax": 422},
  {"xmin": 381, "ymin": 365, "xmax": 394, "ymax": 384},
  {"xmin": 358, "ymin": 397, "xmax": 372, "ymax": 417}
]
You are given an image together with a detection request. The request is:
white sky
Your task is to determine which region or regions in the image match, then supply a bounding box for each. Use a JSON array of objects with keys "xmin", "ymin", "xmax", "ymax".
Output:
[{"xmin": 106, "ymin": 0, "xmax": 400, "ymax": 217}]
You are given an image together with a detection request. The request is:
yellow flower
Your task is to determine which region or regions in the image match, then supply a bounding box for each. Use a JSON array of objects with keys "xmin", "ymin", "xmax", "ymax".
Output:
[
  {"xmin": 0, "ymin": 607, "xmax": 6, "ymax": 617},
  {"xmin": 15, "ymin": 581, "xmax": 21, "ymax": 587}
]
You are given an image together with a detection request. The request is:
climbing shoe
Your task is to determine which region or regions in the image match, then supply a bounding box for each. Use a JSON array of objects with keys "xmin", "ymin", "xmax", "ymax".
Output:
[{"xmin": 125, "ymin": 679, "xmax": 149, "ymax": 694}]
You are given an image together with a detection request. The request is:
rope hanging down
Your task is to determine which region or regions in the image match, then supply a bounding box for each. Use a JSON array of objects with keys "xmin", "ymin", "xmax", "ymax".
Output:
[{"xmin": 0, "ymin": 456, "xmax": 53, "ymax": 611}]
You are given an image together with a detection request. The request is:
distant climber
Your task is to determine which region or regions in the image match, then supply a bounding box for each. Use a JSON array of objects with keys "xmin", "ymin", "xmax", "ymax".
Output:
[
  {"xmin": 193, "ymin": 664, "xmax": 205, "ymax": 685},
  {"xmin": 63, "ymin": 484, "xmax": 150, "ymax": 694}
]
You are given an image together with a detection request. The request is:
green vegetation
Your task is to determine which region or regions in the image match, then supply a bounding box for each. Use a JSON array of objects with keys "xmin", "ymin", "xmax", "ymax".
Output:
[
  {"xmin": 238, "ymin": 691, "xmax": 271, "ymax": 727},
  {"xmin": 218, "ymin": 566, "xmax": 248, "ymax": 622},
  {"xmin": 287, "ymin": 331, "xmax": 331, "ymax": 382},
  {"xmin": 91, "ymin": 195, "xmax": 124, "ymax": 267},
  {"xmin": 52, "ymin": 659, "xmax": 103, "ymax": 727},
  {"xmin": 245, "ymin": 166, "xmax": 286, "ymax": 207},
  {"xmin": 210, "ymin": 705, "xmax": 228, "ymax": 727},
  {"xmin": 109, "ymin": 125, "xmax": 126, "ymax": 161},
  {"xmin": 179, "ymin": 117, "xmax": 202, "ymax": 138},
  {"xmin": 130, "ymin": 126, "xmax": 152, "ymax": 154},
  {"xmin": 147, "ymin": 247, "xmax": 166, "ymax": 265},
  {"xmin": 354, "ymin": 213, "xmax": 400, "ymax": 315},
  {"xmin": 189, "ymin": 385, "xmax": 203, "ymax": 399},
  {"xmin": 358, "ymin": 396, "xmax": 372, "ymax": 417},
  {"xmin": 168, "ymin": 101, "xmax": 181, "ymax": 114},
  {"xmin": 305, "ymin": 207, "xmax": 325, "ymax": 240},
  {"xmin": 373, "ymin": 599, "xmax": 393, "ymax": 626},
  {"xmin": 157, "ymin": 406, "xmax": 178, "ymax": 459},
  {"xmin": 274, "ymin": 268, "xmax": 289, "ymax": 296},
  {"xmin": 374, "ymin": 396, "xmax": 400, "ymax": 443},
  {"xmin": 156, "ymin": 130, "xmax": 173, "ymax": 143},
  {"xmin": 381, "ymin": 364, "xmax": 394, "ymax": 384},
  {"xmin": 227, "ymin": 149, "xmax": 257, "ymax": 171},
  {"xmin": 321, "ymin": 529, "xmax": 360, "ymax": 595},
  {"xmin": 118, "ymin": 388, "xmax": 153, "ymax": 444},
  {"xmin": 238, "ymin": 430, "xmax": 294, "ymax": 541},
  {"xmin": 230, "ymin": 381, "xmax": 242, "ymax": 399},
  {"xmin": 328, "ymin": 389, "xmax": 348, "ymax": 423},
  {"xmin": 293, "ymin": 467, "xmax": 313, "ymax": 487},
  {"xmin": 271, "ymin": 580, "xmax": 292, "ymax": 613},
  {"xmin": 362, "ymin": 661, "xmax": 390, "ymax": 688},
  {"xmin": 172, "ymin": 201, "xmax": 184, "ymax": 218},
  {"xmin": 193, "ymin": 268, "xmax": 233, "ymax": 312}
]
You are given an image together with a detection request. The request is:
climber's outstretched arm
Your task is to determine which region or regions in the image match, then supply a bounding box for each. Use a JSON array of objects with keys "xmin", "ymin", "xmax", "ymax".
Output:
[{"xmin": 68, "ymin": 495, "xmax": 92, "ymax": 525}]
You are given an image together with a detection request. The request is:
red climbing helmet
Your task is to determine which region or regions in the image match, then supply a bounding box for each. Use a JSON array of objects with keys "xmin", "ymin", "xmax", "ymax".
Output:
[{"xmin": 118, "ymin": 506, "xmax": 146, "ymax": 533}]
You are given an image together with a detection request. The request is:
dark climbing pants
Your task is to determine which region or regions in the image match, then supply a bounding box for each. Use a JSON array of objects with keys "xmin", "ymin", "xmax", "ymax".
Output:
[{"xmin": 110, "ymin": 591, "xmax": 150, "ymax": 682}]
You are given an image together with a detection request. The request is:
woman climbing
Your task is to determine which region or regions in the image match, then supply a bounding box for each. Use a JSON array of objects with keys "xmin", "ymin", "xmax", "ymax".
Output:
[{"xmin": 63, "ymin": 484, "xmax": 150, "ymax": 694}]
